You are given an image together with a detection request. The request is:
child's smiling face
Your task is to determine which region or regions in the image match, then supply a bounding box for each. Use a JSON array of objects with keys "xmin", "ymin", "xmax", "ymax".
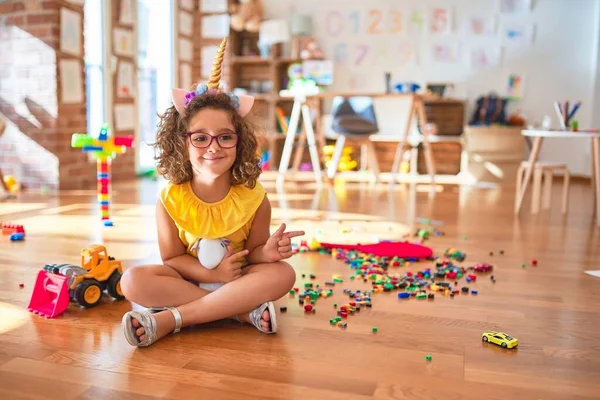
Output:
[{"xmin": 186, "ymin": 108, "xmax": 238, "ymax": 180}]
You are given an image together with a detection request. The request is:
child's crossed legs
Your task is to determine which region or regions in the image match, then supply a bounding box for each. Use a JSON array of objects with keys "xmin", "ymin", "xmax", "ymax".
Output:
[{"xmin": 120, "ymin": 260, "xmax": 296, "ymax": 345}]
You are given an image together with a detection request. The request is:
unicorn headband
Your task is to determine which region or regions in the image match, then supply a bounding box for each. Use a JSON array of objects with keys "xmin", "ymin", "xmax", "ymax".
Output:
[{"xmin": 171, "ymin": 37, "xmax": 254, "ymax": 117}]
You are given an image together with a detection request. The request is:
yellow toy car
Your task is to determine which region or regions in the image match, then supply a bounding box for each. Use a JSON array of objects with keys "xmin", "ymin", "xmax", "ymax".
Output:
[
  {"xmin": 28, "ymin": 245, "xmax": 125, "ymax": 318},
  {"xmin": 482, "ymin": 331, "xmax": 518, "ymax": 349}
]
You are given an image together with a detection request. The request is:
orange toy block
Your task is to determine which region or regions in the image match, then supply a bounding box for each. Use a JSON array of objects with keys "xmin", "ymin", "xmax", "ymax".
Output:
[{"xmin": 1, "ymin": 223, "xmax": 25, "ymax": 235}]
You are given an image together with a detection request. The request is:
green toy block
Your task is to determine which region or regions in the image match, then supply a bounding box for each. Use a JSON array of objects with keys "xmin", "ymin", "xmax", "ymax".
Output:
[{"xmin": 71, "ymin": 134, "xmax": 94, "ymax": 148}]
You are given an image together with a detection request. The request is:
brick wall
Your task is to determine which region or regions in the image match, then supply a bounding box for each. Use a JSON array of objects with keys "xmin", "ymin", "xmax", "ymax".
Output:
[
  {"xmin": 0, "ymin": 0, "xmax": 135, "ymax": 190},
  {"xmin": 193, "ymin": 1, "xmax": 232, "ymax": 87}
]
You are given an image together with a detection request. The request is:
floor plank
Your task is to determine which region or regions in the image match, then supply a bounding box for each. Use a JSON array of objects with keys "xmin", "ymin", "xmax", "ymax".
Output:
[
  {"xmin": 76, "ymin": 387, "xmax": 164, "ymax": 400},
  {"xmin": 0, "ymin": 178, "xmax": 599, "ymax": 399},
  {"xmin": 0, "ymin": 370, "xmax": 90, "ymax": 400}
]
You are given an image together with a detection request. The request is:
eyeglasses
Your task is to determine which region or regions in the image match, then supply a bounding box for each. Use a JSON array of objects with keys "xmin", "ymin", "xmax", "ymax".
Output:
[{"xmin": 185, "ymin": 131, "xmax": 239, "ymax": 149}]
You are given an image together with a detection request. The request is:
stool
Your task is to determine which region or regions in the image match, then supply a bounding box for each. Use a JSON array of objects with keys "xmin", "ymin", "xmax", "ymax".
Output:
[
  {"xmin": 516, "ymin": 161, "xmax": 570, "ymax": 214},
  {"xmin": 327, "ymin": 96, "xmax": 381, "ymax": 181}
]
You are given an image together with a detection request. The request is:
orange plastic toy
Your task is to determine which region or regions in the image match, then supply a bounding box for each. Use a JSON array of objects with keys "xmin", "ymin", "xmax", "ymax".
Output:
[
  {"xmin": 2, "ymin": 223, "xmax": 25, "ymax": 236},
  {"xmin": 27, "ymin": 244, "xmax": 125, "ymax": 318}
]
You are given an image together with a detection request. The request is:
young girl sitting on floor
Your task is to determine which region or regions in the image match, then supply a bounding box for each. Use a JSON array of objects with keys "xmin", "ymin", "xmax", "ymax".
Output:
[{"xmin": 120, "ymin": 37, "xmax": 303, "ymax": 347}]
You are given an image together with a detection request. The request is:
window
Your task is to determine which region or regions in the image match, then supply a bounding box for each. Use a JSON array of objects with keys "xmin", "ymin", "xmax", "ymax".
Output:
[
  {"xmin": 84, "ymin": 0, "xmax": 106, "ymax": 137},
  {"xmin": 137, "ymin": 0, "xmax": 174, "ymax": 170}
]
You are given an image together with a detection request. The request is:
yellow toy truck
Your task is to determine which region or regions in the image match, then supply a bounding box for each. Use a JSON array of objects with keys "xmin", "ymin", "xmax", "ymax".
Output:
[{"xmin": 27, "ymin": 245, "xmax": 125, "ymax": 318}]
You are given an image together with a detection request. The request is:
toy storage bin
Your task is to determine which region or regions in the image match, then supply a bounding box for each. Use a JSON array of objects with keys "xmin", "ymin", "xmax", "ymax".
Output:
[{"xmin": 463, "ymin": 125, "xmax": 527, "ymax": 184}]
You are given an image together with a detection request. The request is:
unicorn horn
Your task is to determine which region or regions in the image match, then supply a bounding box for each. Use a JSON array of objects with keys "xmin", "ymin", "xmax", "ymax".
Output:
[{"xmin": 207, "ymin": 37, "xmax": 227, "ymax": 90}]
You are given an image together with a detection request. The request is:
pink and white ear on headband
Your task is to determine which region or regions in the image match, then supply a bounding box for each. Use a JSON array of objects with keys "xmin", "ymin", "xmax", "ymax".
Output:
[{"xmin": 171, "ymin": 88, "xmax": 254, "ymax": 118}]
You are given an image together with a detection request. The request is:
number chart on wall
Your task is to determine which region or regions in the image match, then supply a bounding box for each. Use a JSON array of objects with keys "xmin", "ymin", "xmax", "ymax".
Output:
[
  {"xmin": 318, "ymin": 2, "xmax": 455, "ymax": 92},
  {"xmin": 304, "ymin": 0, "xmax": 522, "ymax": 93}
]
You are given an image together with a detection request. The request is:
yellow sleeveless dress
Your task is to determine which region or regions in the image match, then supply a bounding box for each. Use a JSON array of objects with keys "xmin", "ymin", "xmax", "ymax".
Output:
[{"xmin": 159, "ymin": 180, "xmax": 267, "ymax": 266}]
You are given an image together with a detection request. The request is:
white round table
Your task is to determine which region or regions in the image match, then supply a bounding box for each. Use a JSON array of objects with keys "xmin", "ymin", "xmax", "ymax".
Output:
[{"xmin": 516, "ymin": 130, "xmax": 600, "ymax": 226}]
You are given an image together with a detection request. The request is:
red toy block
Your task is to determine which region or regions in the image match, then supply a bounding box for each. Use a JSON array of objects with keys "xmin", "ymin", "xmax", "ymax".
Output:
[{"xmin": 2, "ymin": 223, "xmax": 25, "ymax": 235}]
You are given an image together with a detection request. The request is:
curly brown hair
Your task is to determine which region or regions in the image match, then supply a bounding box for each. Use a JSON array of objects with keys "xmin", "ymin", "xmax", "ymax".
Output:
[{"xmin": 152, "ymin": 91, "xmax": 263, "ymax": 188}]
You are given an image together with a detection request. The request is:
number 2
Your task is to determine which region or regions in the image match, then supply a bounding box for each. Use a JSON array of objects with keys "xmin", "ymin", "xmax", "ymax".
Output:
[{"xmin": 368, "ymin": 9, "xmax": 383, "ymax": 34}]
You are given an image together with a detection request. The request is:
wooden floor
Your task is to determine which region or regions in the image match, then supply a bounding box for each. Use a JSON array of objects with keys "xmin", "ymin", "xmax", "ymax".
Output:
[{"xmin": 1, "ymin": 176, "xmax": 600, "ymax": 399}]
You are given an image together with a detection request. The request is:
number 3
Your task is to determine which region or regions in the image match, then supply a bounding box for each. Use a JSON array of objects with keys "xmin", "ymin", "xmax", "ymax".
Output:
[{"xmin": 390, "ymin": 10, "xmax": 402, "ymax": 34}]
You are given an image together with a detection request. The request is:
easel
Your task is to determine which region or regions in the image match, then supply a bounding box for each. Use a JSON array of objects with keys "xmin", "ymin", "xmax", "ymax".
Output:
[
  {"xmin": 277, "ymin": 91, "xmax": 328, "ymax": 185},
  {"xmin": 388, "ymin": 94, "xmax": 437, "ymax": 185},
  {"xmin": 277, "ymin": 92, "xmax": 438, "ymax": 185}
]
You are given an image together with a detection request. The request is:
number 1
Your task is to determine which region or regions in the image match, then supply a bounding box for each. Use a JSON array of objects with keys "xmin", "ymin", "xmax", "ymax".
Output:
[{"xmin": 349, "ymin": 11, "xmax": 360, "ymax": 35}]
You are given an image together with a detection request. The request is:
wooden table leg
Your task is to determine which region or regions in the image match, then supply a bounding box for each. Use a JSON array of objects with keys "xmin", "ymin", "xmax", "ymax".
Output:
[
  {"xmin": 592, "ymin": 138, "xmax": 597, "ymax": 216},
  {"xmin": 415, "ymin": 100, "xmax": 436, "ymax": 184},
  {"xmin": 389, "ymin": 97, "xmax": 416, "ymax": 185},
  {"xmin": 592, "ymin": 138, "xmax": 600, "ymax": 226},
  {"xmin": 515, "ymin": 136, "xmax": 543, "ymax": 214}
]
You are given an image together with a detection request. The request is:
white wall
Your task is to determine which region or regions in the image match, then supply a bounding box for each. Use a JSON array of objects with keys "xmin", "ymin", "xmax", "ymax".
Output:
[{"xmin": 262, "ymin": 0, "xmax": 600, "ymax": 176}]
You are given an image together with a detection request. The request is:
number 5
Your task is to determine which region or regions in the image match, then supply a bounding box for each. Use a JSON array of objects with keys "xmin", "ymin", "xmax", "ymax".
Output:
[{"xmin": 432, "ymin": 9, "xmax": 448, "ymax": 32}]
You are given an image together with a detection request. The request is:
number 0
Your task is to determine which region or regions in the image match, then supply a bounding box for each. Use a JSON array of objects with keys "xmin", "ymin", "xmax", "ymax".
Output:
[{"xmin": 327, "ymin": 11, "xmax": 344, "ymax": 37}]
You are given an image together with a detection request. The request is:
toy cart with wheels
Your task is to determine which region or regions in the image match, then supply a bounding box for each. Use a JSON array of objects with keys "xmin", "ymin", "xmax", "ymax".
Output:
[{"xmin": 27, "ymin": 245, "xmax": 125, "ymax": 318}]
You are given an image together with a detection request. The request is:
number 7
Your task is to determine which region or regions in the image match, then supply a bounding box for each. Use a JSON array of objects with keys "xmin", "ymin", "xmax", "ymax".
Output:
[{"xmin": 355, "ymin": 45, "xmax": 369, "ymax": 66}]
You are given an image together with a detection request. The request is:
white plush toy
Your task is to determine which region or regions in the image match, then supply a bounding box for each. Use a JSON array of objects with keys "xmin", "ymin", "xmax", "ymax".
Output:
[{"xmin": 195, "ymin": 238, "xmax": 228, "ymax": 292}]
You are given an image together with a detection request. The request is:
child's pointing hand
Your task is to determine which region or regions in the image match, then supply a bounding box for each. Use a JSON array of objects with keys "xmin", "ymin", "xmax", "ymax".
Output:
[{"xmin": 263, "ymin": 223, "xmax": 305, "ymax": 262}]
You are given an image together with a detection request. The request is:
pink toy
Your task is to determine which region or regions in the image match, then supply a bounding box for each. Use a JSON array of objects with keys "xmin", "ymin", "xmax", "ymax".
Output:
[
  {"xmin": 27, "ymin": 270, "xmax": 70, "ymax": 318},
  {"xmin": 319, "ymin": 241, "xmax": 434, "ymax": 259}
]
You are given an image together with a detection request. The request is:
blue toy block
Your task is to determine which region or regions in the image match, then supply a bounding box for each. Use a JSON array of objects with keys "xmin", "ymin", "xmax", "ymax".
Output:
[{"xmin": 10, "ymin": 232, "xmax": 24, "ymax": 241}]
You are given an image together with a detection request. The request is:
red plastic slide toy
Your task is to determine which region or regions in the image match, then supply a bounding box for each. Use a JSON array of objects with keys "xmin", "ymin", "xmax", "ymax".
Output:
[{"xmin": 319, "ymin": 240, "xmax": 433, "ymax": 259}]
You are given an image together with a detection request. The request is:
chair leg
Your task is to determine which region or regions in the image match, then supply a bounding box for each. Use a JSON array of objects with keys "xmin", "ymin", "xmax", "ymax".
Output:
[
  {"xmin": 327, "ymin": 135, "xmax": 346, "ymax": 180},
  {"xmin": 532, "ymin": 167, "xmax": 543, "ymax": 214},
  {"xmin": 365, "ymin": 140, "xmax": 381, "ymax": 182},
  {"xmin": 516, "ymin": 165, "xmax": 524, "ymax": 192},
  {"xmin": 515, "ymin": 165, "xmax": 525, "ymax": 210},
  {"xmin": 359, "ymin": 143, "xmax": 368, "ymax": 171},
  {"xmin": 542, "ymin": 168, "xmax": 553, "ymax": 210},
  {"xmin": 562, "ymin": 168, "xmax": 570, "ymax": 214}
]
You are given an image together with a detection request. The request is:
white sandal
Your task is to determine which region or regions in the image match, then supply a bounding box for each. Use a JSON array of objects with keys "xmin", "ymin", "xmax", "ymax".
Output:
[
  {"xmin": 122, "ymin": 306, "xmax": 183, "ymax": 347},
  {"xmin": 234, "ymin": 302, "xmax": 277, "ymax": 334}
]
